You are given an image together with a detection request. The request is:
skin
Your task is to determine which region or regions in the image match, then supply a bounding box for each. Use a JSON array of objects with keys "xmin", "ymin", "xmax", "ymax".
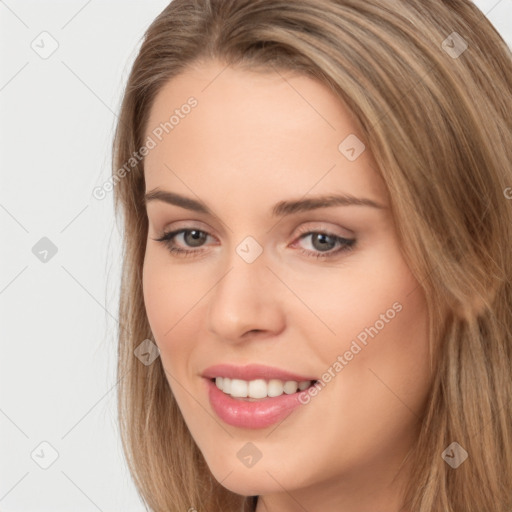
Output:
[{"xmin": 142, "ymin": 58, "xmax": 432, "ymax": 512}]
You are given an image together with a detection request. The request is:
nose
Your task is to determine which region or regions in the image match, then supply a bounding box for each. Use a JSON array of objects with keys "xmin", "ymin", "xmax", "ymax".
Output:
[{"xmin": 206, "ymin": 248, "xmax": 286, "ymax": 344}]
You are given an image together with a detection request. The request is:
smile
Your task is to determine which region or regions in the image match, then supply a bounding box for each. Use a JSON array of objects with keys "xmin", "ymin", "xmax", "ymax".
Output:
[{"xmin": 213, "ymin": 377, "xmax": 316, "ymax": 400}]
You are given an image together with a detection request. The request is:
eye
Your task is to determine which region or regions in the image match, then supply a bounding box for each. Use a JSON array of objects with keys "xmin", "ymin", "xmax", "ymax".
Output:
[
  {"xmin": 152, "ymin": 227, "xmax": 356, "ymax": 260},
  {"xmin": 153, "ymin": 228, "xmax": 213, "ymax": 257},
  {"xmin": 292, "ymin": 230, "xmax": 356, "ymax": 259}
]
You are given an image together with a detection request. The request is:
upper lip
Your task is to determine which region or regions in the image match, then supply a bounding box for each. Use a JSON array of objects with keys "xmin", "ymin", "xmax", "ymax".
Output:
[{"xmin": 201, "ymin": 363, "xmax": 317, "ymax": 382}]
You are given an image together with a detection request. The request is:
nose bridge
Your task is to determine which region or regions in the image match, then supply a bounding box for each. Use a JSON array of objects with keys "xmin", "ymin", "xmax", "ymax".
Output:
[
  {"xmin": 207, "ymin": 236, "xmax": 284, "ymax": 340},
  {"xmin": 220, "ymin": 234, "xmax": 269, "ymax": 294}
]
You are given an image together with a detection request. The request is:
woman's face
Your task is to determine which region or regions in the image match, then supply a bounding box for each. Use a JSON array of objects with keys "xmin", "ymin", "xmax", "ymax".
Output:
[{"xmin": 142, "ymin": 59, "xmax": 432, "ymax": 510}]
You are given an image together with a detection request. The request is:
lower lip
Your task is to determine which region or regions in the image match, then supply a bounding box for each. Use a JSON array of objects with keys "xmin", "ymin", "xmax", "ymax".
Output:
[{"xmin": 205, "ymin": 378, "xmax": 309, "ymax": 429}]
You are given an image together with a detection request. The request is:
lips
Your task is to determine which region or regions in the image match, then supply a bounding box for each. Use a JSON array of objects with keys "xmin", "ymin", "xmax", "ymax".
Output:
[
  {"xmin": 201, "ymin": 363, "xmax": 319, "ymax": 428},
  {"xmin": 201, "ymin": 363, "xmax": 317, "ymax": 382},
  {"xmin": 204, "ymin": 378, "xmax": 310, "ymax": 428}
]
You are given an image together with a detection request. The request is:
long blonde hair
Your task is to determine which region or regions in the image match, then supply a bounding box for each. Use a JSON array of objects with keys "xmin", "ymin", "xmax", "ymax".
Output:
[{"xmin": 111, "ymin": 1, "xmax": 512, "ymax": 510}]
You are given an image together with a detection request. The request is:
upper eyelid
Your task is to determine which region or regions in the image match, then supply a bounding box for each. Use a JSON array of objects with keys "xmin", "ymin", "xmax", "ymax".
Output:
[
  {"xmin": 160, "ymin": 227, "xmax": 353, "ymax": 247},
  {"xmin": 161, "ymin": 225, "xmax": 350, "ymax": 237},
  {"xmin": 157, "ymin": 218, "xmax": 354, "ymax": 239}
]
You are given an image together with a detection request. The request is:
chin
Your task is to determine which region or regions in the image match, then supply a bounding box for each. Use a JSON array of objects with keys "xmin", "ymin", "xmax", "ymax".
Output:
[
  {"xmin": 212, "ymin": 472, "xmax": 276, "ymax": 496},
  {"xmin": 204, "ymin": 453, "xmax": 308, "ymax": 496}
]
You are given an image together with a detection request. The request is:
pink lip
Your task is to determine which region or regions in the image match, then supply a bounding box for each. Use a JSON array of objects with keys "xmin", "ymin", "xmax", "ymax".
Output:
[
  {"xmin": 201, "ymin": 363, "xmax": 317, "ymax": 382},
  {"xmin": 204, "ymin": 378, "xmax": 310, "ymax": 429},
  {"xmin": 201, "ymin": 363, "xmax": 318, "ymax": 429}
]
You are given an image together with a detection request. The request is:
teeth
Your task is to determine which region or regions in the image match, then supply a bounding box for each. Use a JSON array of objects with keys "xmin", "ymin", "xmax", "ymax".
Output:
[
  {"xmin": 214, "ymin": 377, "xmax": 314, "ymax": 399},
  {"xmin": 249, "ymin": 379, "xmax": 267, "ymax": 399},
  {"xmin": 230, "ymin": 378, "xmax": 248, "ymax": 397},
  {"xmin": 298, "ymin": 380, "xmax": 310, "ymax": 391}
]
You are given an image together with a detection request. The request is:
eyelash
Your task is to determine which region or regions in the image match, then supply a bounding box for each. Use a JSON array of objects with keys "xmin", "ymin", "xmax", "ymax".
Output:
[{"xmin": 153, "ymin": 227, "xmax": 356, "ymax": 260}]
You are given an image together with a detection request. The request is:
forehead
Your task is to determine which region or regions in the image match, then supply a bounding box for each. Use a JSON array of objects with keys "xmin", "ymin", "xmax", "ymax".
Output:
[{"xmin": 143, "ymin": 60, "xmax": 388, "ymax": 211}]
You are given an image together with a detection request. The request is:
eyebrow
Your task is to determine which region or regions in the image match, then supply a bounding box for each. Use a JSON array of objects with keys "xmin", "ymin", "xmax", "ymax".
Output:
[{"xmin": 144, "ymin": 189, "xmax": 386, "ymax": 216}]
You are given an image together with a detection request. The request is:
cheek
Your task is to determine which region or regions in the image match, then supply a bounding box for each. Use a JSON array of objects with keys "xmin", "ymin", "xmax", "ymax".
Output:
[
  {"xmin": 142, "ymin": 256, "xmax": 169, "ymax": 338},
  {"xmin": 334, "ymin": 294, "xmax": 431, "ymax": 469},
  {"xmin": 142, "ymin": 257, "xmax": 198, "ymax": 421},
  {"xmin": 304, "ymin": 244, "xmax": 432, "ymax": 410},
  {"xmin": 291, "ymin": 242, "xmax": 425, "ymax": 352},
  {"xmin": 350, "ymin": 254, "xmax": 429, "ymax": 374},
  {"xmin": 325, "ymin": 255, "xmax": 432, "ymax": 428},
  {"xmin": 142, "ymin": 252, "xmax": 195, "ymax": 357},
  {"xmin": 142, "ymin": 249, "xmax": 217, "ymax": 395}
]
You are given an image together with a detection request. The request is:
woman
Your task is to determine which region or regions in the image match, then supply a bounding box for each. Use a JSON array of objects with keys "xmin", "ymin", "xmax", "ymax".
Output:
[{"xmin": 112, "ymin": 1, "xmax": 512, "ymax": 510}]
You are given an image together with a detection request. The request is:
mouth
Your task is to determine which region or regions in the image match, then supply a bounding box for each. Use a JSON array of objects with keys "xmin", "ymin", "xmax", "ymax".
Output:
[{"xmin": 209, "ymin": 376, "xmax": 319, "ymax": 401}]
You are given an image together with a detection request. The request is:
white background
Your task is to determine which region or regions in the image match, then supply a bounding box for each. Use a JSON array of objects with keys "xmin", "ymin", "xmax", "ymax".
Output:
[{"xmin": 0, "ymin": 1, "xmax": 510, "ymax": 511}]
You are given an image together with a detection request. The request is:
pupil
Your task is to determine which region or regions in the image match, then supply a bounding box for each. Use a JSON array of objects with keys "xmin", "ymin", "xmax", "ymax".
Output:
[
  {"xmin": 186, "ymin": 230, "xmax": 206, "ymax": 247},
  {"xmin": 313, "ymin": 233, "xmax": 335, "ymax": 251}
]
